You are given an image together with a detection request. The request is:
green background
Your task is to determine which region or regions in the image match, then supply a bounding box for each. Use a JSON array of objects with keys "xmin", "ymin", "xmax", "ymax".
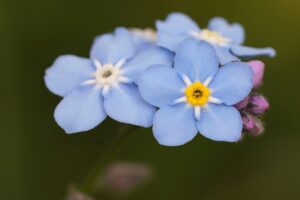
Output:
[{"xmin": 1, "ymin": 0, "xmax": 300, "ymax": 199}]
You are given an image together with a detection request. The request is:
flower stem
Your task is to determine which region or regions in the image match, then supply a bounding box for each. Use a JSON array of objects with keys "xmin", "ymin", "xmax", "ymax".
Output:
[{"xmin": 80, "ymin": 125, "xmax": 139, "ymax": 194}]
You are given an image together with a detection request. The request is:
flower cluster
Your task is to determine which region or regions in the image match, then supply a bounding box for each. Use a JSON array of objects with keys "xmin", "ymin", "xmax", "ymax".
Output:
[
  {"xmin": 235, "ymin": 61, "xmax": 270, "ymax": 137},
  {"xmin": 45, "ymin": 12, "xmax": 275, "ymax": 146}
]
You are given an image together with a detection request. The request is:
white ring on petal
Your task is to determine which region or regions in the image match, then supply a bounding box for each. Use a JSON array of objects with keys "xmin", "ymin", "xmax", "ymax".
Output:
[
  {"xmin": 181, "ymin": 75, "xmax": 192, "ymax": 86},
  {"xmin": 208, "ymin": 96, "xmax": 223, "ymax": 104},
  {"xmin": 92, "ymin": 58, "xmax": 102, "ymax": 69},
  {"xmin": 118, "ymin": 76, "xmax": 131, "ymax": 83},
  {"xmin": 189, "ymin": 31, "xmax": 200, "ymax": 38},
  {"xmin": 194, "ymin": 106, "xmax": 201, "ymax": 121},
  {"xmin": 81, "ymin": 79, "xmax": 97, "ymax": 85},
  {"xmin": 115, "ymin": 59, "xmax": 126, "ymax": 68},
  {"xmin": 101, "ymin": 85, "xmax": 110, "ymax": 96},
  {"xmin": 173, "ymin": 96, "xmax": 187, "ymax": 105},
  {"xmin": 203, "ymin": 76, "xmax": 213, "ymax": 87}
]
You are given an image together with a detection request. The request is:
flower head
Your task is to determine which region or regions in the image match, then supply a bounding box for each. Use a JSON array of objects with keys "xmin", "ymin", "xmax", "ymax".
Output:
[
  {"xmin": 156, "ymin": 12, "xmax": 276, "ymax": 65},
  {"xmin": 45, "ymin": 28, "xmax": 173, "ymax": 133},
  {"xmin": 138, "ymin": 39, "xmax": 253, "ymax": 146}
]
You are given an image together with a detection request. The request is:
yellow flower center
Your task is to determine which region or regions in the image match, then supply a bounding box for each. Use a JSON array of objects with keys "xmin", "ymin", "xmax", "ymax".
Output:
[
  {"xmin": 185, "ymin": 82, "xmax": 210, "ymax": 106},
  {"xmin": 199, "ymin": 29, "xmax": 229, "ymax": 46}
]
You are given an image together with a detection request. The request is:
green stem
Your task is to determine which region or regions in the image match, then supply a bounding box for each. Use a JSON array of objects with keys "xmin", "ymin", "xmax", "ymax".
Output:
[{"xmin": 80, "ymin": 125, "xmax": 139, "ymax": 194}]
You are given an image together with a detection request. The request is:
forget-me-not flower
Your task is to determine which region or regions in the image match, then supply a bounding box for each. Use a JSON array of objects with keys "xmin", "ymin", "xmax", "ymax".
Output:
[
  {"xmin": 156, "ymin": 12, "xmax": 276, "ymax": 65},
  {"xmin": 45, "ymin": 28, "xmax": 173, "ymax": 134},
  {"xmin": 138, "ymin": 39, "xmax": 253, "ymax": 146}
]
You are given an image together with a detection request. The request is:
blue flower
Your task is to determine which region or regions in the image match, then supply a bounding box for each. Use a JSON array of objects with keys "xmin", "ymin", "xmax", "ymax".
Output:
[
  {"xmin": 156, "ymin": 12, "xmax": 276, "ymax": 65},
  {"xmin": 45, "ymin": 27, "xmax": 173, "ymax": 134},
  {"xmin": 138, "ymin": 39, "xmax": 253, "ymax": 146}
]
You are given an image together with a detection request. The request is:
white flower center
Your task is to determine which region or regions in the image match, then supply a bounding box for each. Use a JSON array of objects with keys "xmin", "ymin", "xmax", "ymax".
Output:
[
  {"xmin": 95, "ymin": 64, "xmax": 122, "ymax": 87},
  {"xmin": 82, "ymin": 59, "xmax": 130, "ymax": 95},
  {"xmin": 190, "ymin": 29, "xmax": 230, "ymax": 46}
]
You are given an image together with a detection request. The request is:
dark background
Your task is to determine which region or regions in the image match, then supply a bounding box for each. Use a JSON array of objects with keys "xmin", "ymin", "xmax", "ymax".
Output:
[{"xmin": 1, "ymin": 0, "xmax": 300, "ymax": 199}]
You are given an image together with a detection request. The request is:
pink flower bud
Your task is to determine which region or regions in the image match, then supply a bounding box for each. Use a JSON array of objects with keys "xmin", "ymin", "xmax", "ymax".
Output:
[
  {"xmin": 242, "ymin": 112, "xmax": 265, "ymax": 136},
  {"xmin": 247, "ymin": 60, "xmax": 265, "ymax": 89},
  {"xmin": 251, "ymin": 119, "xmax": 265, "ymax": 136},
  {"xmin": 242, "ymin": 112, "xmax": 256, "ymax": 131},
  {"xmin": 234, "ymin": 96, "xmax": 249, "ymax": 110},
  {"xmin": 99, "ymin": 162, "xmax": 152, "ymax": 194},
  {"xmin": 248, "ymin": 95, "xmax": 270, "ymax": 114}
]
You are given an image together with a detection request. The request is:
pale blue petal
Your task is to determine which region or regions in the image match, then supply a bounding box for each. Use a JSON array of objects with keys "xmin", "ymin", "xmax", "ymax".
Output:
[
  {"xmin": 138, "ymin": 65, "xmax": 185, "ymax": 108},
  {"xmin": 197, "ymin": 104, "xmax": 242, "ymax": 142},
  {"xmin": 209, "ymin": 62, "xmax": 253, "ymax": 105},
  {"xmin": 214, "ymin": 46, "xmax": 240, "ymax": 65},
  {"xmin": 230, "ymin": 45, "xmax": 276, "ymax": 58},
  {"xmin": 156, "ymin": 12, "xmax": 200, "ymax": 51},
  {"xmin": 90, "ymin": 28, "xmax": 136, "ymax": 65},
  {"xmin": 156, "ymin": 32, "xmax": 189, "ymax": 52},
  {"xmin": 208, "ymin": 17, "xmax": 245, "ymax": 44},
  {"xmin": 132, "ymin": 37, "xmax": 152, "ymax": 52},
  {"xmin": 130, "ymin": 30, "xmax": 155, "ymax": 51},
  {"xmin": 104, "ymin": 84, "xmax": 156, "ymax": 127},
  {"xmin": 158, "ymin": 13, "xmax": 200, "ymax": 33},
  {"xmin": 153, "ymin": 104, "xmax": 197, "ymax": 146},
  {"xmin": 122, "ymin": 45, "xmax": 174, "ymax": 82},
  {"xmin": 174, "ymin": 39, "xmax": 219, "ymax": 82},
  {"xmin": 45, "ymin": 55, "xmax": 95, "ymax": 97},
  {"xmin": 54, "ymin": 85, "xmax": 106, "ymax": 134}
]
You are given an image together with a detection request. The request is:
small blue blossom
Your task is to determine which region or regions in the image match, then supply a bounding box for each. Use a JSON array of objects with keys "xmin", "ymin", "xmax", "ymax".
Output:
[
  {"xmin": 138, "ymin": 39, "xmax": 253, "ymax": 146},
  {"xmin": 45, "ymin": 27, "xmax": 173, "ymax": 134},
  {"xmin": 156, "ymin": 12, "xmax": 276, "ymax": 65}
]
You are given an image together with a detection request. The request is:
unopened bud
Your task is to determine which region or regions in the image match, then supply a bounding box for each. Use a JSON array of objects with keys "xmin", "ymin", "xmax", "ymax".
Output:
[
  {"xmin": 234, "ymin": 96, "xmax": 249, "ymax": 110},
  {"xmin": 242, "ymin": 112, "xmax": 265, "ymax": 136},
  {"xmin": 248, "ymin": 95, "xmax": 269, "ymax": 114},
  {"xmin": 247, "ymin": 60, "xmax": 265, "ymax": 89},
  {"xmin": 250, "ymin": 118, "xmax": 265, "ymax": 136},
  {"xmin": 242, "ymin": 112, "xmax": 256, "ymax": 131}
]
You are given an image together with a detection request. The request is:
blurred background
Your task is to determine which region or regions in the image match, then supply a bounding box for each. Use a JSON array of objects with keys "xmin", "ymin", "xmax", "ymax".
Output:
[{"xmin": 1, "ymin": 0, "xmax": 300, "ymax": 199}]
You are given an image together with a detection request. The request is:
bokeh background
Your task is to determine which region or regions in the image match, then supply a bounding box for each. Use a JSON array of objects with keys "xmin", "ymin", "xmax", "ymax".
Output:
[{"xmin": 1, "ymin": 0, "xmax": 300, "ymax": 199}]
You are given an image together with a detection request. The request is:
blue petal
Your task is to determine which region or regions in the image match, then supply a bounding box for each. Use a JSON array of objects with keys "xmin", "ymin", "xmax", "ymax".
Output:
[
  {"xmin": 104, "ymin": 84, "xmax": 156, "ymax": 127},
  {"xmin": 131, "ymin": 36, "xmax": 152, "ymax": 52},
  {"xmin": 153, "ymin": 104, "xmax": 197, "ymax": 146},
  {"xmin": 230, "ymin": 45, "xmax": 276, "ymax": 58},
  {"xmin": 156, "ymin": 12, "xmax": 200, "ymax": 51},
  {"xmin": 197, "ymin": 104, "xmax": 242, "ymax": 142},
  {"xmin": 90, "ymin": 28, "xmax": 136, "ymax": 65},
  {"xmin": 156, "ymin": 32, "xmax": 189, "ymax": 53},
  {"xmin": 122, "ymin": 45, "xmax": 174, "ymax": 82},
  {"xmin": 209, "ymin": 62, "xmax": 253, "ymax": 105},
  {"xmin": 214, "ymin": 46, "xmax": 240, "ymax": 65},
  {"xmin": 45, "ymin": 55, "xmax": 95, "ymax": 97},
  {"xmin": 138, "ymin": 65, "xmax": 185, "ymax": 108},
  {"xmin": 54, "ymin": 85, "xmax": 106, "ymax": 134},
  {"xmin": 130, "ymin": 29, "xmax": 156, "ymax": 51},
  {"xmin": 174, "ymin": 39, "xmax": 219, "ymax": 82},
  {"xmin": 208, "ymin": 17, "xmax": 245, "ymax": 45}
]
